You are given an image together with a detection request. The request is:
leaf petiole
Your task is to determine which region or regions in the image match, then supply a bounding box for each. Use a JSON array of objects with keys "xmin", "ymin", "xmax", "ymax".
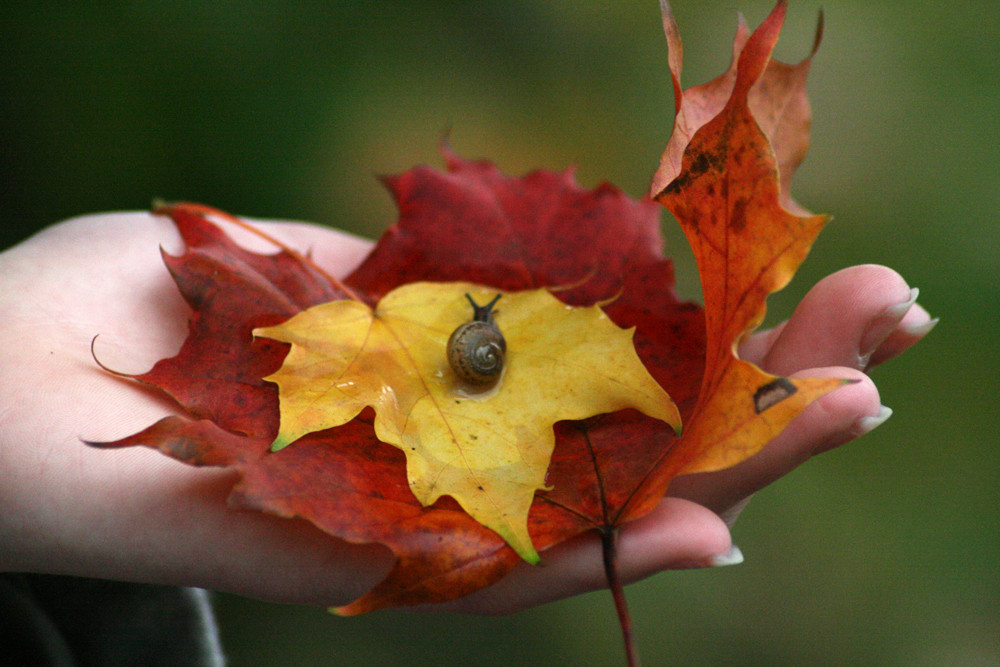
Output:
[{"xmin": 602, "ymin": 527, "xmax": 640, "ymax": 667}]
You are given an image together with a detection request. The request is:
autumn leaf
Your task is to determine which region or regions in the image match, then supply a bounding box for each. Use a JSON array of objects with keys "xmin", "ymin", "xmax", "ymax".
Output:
[
  {"xmin": 254, "ymin": 282, "xmax": 679, "ymax": 561},
  {"xmin": 91, "ymin": 1, "xmax": 844, "ymax": 618},
  {"xmin": 91, "ymin": 176, "xmax": 689, "ymax": 614},
  {"xmin": 628, "ymin": 0, "xmax": 845, "ymax": 507}
]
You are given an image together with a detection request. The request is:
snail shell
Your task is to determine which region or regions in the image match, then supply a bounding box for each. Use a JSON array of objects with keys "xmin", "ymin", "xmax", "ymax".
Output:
[{"xmin": 447, "ymin": 293, "xmax": 506, "ymax": 386}]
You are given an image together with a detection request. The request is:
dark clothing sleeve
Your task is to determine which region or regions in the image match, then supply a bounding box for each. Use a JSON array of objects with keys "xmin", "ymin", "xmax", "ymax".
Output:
[{"xmin": 1, "ymin": 574, "xmax": 224, "ymax": 667}]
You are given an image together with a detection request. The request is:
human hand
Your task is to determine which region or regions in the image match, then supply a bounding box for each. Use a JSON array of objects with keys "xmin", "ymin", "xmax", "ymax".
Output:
[{"xmin": 0, "ymin": 213, "xmax": 933, "ymax": 613}]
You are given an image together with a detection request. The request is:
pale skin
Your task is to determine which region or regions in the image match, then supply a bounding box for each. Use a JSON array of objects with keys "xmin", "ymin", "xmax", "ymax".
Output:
[{"xmin": 0, "ymin": 212, "xmax": 934, "ymax": 615}]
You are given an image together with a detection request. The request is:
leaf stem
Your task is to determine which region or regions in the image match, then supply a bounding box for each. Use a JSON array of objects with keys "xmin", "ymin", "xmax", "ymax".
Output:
[
  {"xmin": 602, "ymin": 527, "xmax": 640, "ymax": 667},
  {"xmin": 89, "ymin": 335, "xmax": 133, "ymax": 378}
]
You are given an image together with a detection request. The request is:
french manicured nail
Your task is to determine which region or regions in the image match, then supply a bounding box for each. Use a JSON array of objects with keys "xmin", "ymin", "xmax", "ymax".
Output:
[
  {"xmin": 709, "ymin": 545, "xmax": 744, "ymax": 568},
  {"xmin": 857, "ymin": 405, "xmax": 893, "ymax": 435},
  {"xmin": 860, "ymin": 287, "xmax": 919, "ymax": 360},
  {"xmin": 899, "ymin": 315, "xmax": 939, "ymax": 340}
]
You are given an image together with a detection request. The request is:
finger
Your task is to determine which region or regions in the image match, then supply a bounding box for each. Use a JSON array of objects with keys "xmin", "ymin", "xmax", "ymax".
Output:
[
  {"xmin": 421, "ymin": 498, "xmax": 732, "ymax": 615},
  {"xmin": 740, "ymin": 265, "xmax": 925, "ymax": 374},
  {"xmin": 668, "ymin": 367, "xmax": 886, "ymax": 520}
]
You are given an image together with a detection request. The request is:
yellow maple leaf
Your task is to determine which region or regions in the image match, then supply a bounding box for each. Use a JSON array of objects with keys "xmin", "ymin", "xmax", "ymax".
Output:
[{"xmin": 254, "ymin": 282, "xmax": 680, "ymax": 561}]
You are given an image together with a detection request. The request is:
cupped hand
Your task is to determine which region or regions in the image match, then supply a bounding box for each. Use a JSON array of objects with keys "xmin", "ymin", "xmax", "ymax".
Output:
[{"xmin": 0, "ymin": 212, "xmax": 932, "ymax": 614}]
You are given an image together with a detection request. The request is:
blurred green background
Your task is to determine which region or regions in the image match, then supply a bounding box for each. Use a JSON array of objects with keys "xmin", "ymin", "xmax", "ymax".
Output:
[{"xmin": 2, "ymin": 1, "xmax": 997, "ymax": 664}]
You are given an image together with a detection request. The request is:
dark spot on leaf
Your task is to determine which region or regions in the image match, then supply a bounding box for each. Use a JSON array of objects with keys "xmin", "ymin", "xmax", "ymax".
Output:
[
  {"xmin": 753, "ymin": 377, "xmax": 797, "ymax": 414},
  {"xmin": 659, "ymin": 149, "xmax": 727, "ymax": 200},
  {"xmin": 690, "ymin": 152, "xmax": 712, "ymax": 176},
  {"xmin": 659, "ymin": 177, "xmax": 685, "ymax": 198},
  {"xmin": 731, "ymin": 196, "xmax": 749, "ymax": 233}
]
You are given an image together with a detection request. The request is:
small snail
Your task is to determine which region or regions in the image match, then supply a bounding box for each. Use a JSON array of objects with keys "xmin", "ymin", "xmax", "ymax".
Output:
[{"xmin": 447, "ymin": 293, "xmax": 506, "ymax": 386}]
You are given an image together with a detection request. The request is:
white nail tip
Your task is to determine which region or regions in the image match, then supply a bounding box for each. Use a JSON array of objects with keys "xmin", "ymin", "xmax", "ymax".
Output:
[
  {"xmin": 710, "ymin": 545, "xmax": 744, "ymax": 568},
  {"xmin": 884, "ymin": 287, "xmax": 919, "ymax": 321},
  {"xmin": 900, "ymin": 316, "xmax": 939, "ymax": 339},
  {"xmin": 858, "ymin": 405, "xmax": 893, "ymax": 434}
]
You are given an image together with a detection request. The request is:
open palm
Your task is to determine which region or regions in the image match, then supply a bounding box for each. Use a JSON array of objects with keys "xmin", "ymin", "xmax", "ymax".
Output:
[{"xmin": 0, "ymin": 212, "xmax": 931, "ymax": 613}]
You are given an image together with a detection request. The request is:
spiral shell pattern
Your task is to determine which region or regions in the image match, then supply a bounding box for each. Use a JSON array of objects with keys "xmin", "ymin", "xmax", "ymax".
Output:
[
  {"xmin": 447, "ymin": 321, "xmax": 506, "ymax": 384},
  {"xmin": 447, "ymin": 293, "xmax": 506, "ymax": 386}
]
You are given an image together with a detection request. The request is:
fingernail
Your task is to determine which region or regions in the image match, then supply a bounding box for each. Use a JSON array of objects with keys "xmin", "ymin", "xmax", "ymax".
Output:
[
  {"xmin": 709, "ymin": 545, "xmax": 744, "ymax": 568},
  {"xmin": 860, "ymin": 287, "xmax": 919, "ymax": 360},
  {"xmin": 857, "ymin": 405, "xmax": 893, "ymax": 435},
  {"xmin": 899, "ymin": 315, "xmax": 939, "ymax": 340}
]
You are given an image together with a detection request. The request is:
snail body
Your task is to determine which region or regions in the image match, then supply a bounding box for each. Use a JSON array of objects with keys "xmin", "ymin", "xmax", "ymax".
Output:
[{"xmin": 447, "ymin": 293, "xmax": 505, "ymax": 386}]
